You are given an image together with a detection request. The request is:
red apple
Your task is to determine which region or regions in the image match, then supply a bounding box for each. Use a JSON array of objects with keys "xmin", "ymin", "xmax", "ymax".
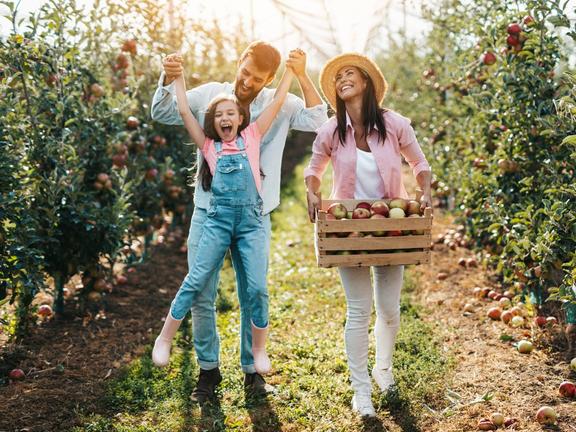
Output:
[
  {"xmin": 507, "ymin": 23, "xmax": 522, "ymax": 35},
  {"xmin": 112, "ymin": 153, "xmax": 127, "ymax": 168},
  {"xmin": 126, "ymin": 116, "xmax": 140, "ymax": 129},
  {"xmin": 352, "ymin": 208, "xmax": 371, "ymax": 219},
  {"xmin": 145, "ymin": 168, "xmax": 158, "ymax": 180},
  {"xmin": 458, "ymin": 257, "xmax": 467, "ymax": 267},
  {"xmin": 535, "ymin": 406, "xmax": 557, "ymax": 425},
  {"xmin": 90, "ymin": 83, "xmax": 105, "ymax": 97},
  {"xmin": 501, "ymin": 310, "xmax": 513, "ymax": 324},
  {"xmin": 406, "ymin": 200, "xmax": 421, "ymax": 215},
  {"xmin": 389, "ymin": 208, "xmax": 406, "ymax": 218},
  {"xmin": 325, "ymin": 213, "xmax": 336, "ymax": 220},
  {"xmin": 477, "ymin": 418, "xmax": 496, "ymax": 430},
  {"xmin": 96, "ymin": 173, "xmax": 109, "ymax": 184},
  {"xmin": 523, "ymin": 16, "xmax": 535, "ymax": 27},
  {"xmin": 437, "ymin": 272, "xmax": 448, "ymax": 281},
  {"xmin": 370, "ymin": 200, "xmax": 389, "ymax": 217},
  {"xmin": 559, "ymin": 381, "xmax": 576, "ymax": 398},
  {"xmin": 504, "ymin": 417, "xmax": 518, "ymax": 428},
  {"xmin": 9, "ymin": 368, "xmax": 25, "ymax": 381},
  {"xmin": 481, "ymin": 287, "xmax": 491, "ymax": 298},
  {"xmin": 488, "ymin": 290, "xmax": 498, "ymax": 300},
  {"xmin": 481, "ymin": 51, "xmax": 496, "ymax": 66},
  {"xmin": 327, "ymin": 203, "xmax": 347, "ymax": 220},
  {"xmin": 534, "ymin": 316, "xmax": 547, "ymax": 327},
  {"xmin": 487, "ymin": 307, "xmax": 501, "ymax": 320},
  {"xmin": 355, "ymin": 201, "xmax": 371, "ymax": 211},
  {"xmin": 37, "ymin": 304, "xmax": 53, "ymax": 317},
  {"xmin": 116, "ymin": 275, "xmax": 128, "ymax": 285},
  {"xmin": 509, "ymin": 306, "xmax": 522, "ymax": 317},
  {"xmin": 387, "ymin": 230, "xmax": 403, "ymax": 237},
  {"xmin": 466, "ymin": 258, "xmax": 478, "ymax": 268}
]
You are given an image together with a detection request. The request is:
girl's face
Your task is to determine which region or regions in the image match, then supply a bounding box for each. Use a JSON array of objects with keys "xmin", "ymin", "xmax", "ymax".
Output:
[
  {"xmin": 335, "ymin": 66, "xmax": 367, "ymax": 102},
  {"xmin": 213, "ymin": 100, "xmax": 244, "ymax": 142}
]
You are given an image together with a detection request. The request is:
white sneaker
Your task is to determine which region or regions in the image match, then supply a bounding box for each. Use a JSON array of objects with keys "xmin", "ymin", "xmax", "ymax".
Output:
[
  {"xmin": 351, "ymin": 393, "xmax": 376, "ymax": 417},
  {"xmin": 372, "ymin": 366, "xmax": 395, "ymax": 392}
]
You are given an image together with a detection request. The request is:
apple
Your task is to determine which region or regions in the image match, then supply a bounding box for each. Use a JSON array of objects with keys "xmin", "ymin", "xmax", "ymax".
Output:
[
  {"xmin": 535, "ymin": 406, "xmax": 557, "ymax": 425},
  {"xmin": 112, "ymin": 153, "xmax": 127, "ymax": 168},
  {"xmin": 477, "ymin": 418, "xmax": 496, "ymax": 430},
  {"xmin": 437, "ymin": 272, "xmax": 448, "ymax": 281},
  {"xmin": 145, "ymin": 168, "xmax": 158, "ymax": 180},
  {"xmin": 508, "ymin": 306, "xmax": 522, "ymax": 317},
  {"xmin": 389, "ymin": 198, "xmax": 408, "ymax": 212},
  {"xmin": 347, "ymin": 232, "xmax": 364, "ymax": 238},
  {"xmin": 487, "ymin": 307, "xmax": 501, "ymax": 320},
  {"xmin": 90, "ymin": 83, "xmax": 105, "ymax": 97},
  {"xmin": 504, "ymin": 417, "xmax": 518, "ymax": 428},
  {"xmin": 510, "ymin": 316, "xmax": 524, "ymax": 328},
  {"xmin": 473, "ymin": 287, "xmax": 483, "ymax": 298},
  {"xmin": 523, "ymin": 15, "xmax": 535, "ymax": 27},
  {"xmin": 370, "ymin": 200, "xmax": 389, "ymax": 217},
  {"xmin": 501, "ymin": 310, "xmax": 513, "ymax": 324},
  {"xmin": 352, "ymin": 208, "xmax": 371, "ymax": 219},
  {"xmin": 458, "ymin": 257, "xmax": 467, "ymax": 267},
  {"xmin": 499, "ymin": 297, "xmax": 511, "ymax": 309},
  {"xmin": 325, "ymin": 213, "xmax": 336, "ymax": 220},
  {"xmin": 558, "ymin": 381, "xmax": 576, "ymax": 398},
  {"xmin": 507, "ymin": 23, "xmax": 522, "ymax": 35},
  {"xmin": 346, "ymin": 211, "xmax": 353, "ymax": 219},
  {"xmin": 327, "ymin": 203, "xmax": 347, "ymax": 220},
  {"xmin": 126, "ymin": 116, "xmax": 140, "ymax": 129},
  {"xmin": 490, "ymin": 412, "xmax": 504, "ymax": 427},
  {"xmin": 488, "ymin": 290, "xmax": 498, "ymax": 300},
  {"xmin": 503, "ymin": 290, "xmax": 514, "ymax": 298},
  {"xmin": 87, "ymin": 291, "xmax": 102, "ymax": 302},
  {"xmin": 466, "ymin": 258, "xmax": 478, "ymax": 268},
  {"xmin": 570, "ymin": 357, "xmax": 576, "ymax": 371},
  {"xmin": 116, "ymin": 275, "xmax": 128, "ymax": 285},
  {"xmin": 37, "ymin": 304, "xmax": 53, "ymax": 317},
  {"xmin": 517, "ymin": 340, "xmax": 533, "ymax": 354},
  {"xmin": 9, "ymin": 368, "xmax": 25, "ymax": 381},
  {"xmin": 481, "ymin": 51, "xmax": 496, "ymax": 66},
  {"xmin": 355, "ymin": 201, "xmax": 371, "ymax": 211},
  {"xmin": 546, "ymin": 316, "xmax": 558, "ymax": 326},
  {"xmin": 534, "ymin": 316, "xmax": 547, "ymax": 327},
  {"xmin": 389, "ymin": 208, "xmax": 406, "ymax": 218},
  {"xmin": 406, "ymin": 200, "xmax": 421, "ymax": 215},
  {"xmin": 387, "ymin": 230, "xmax": 403, "ymax": 236},
  {"xmin": 463, "ymin": 303, "xmax": 475, "ymax": 313},
  {"xmin": 481, "ymin": 287, "xmax": 491, "ymax": 298}
]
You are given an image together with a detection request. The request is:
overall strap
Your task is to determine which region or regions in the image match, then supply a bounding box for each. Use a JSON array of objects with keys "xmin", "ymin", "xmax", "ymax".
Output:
[
  {"xmin": 214, "ymin": 141, "xmax": 223, "ymax": 155},
  {"xmin": 236, "ymin": 135, "xmax": 246, "ymax": 151}
]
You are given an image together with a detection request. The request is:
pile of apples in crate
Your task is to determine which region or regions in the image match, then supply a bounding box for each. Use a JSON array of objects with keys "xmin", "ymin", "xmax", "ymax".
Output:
[{"xmin": 325, "ymin": 197, "xmax": 425, "ymax": 232}]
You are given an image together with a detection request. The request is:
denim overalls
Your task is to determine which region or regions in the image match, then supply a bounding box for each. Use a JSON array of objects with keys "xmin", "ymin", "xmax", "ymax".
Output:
[{"xmin": 170, "ymin": 136, "xmax": 269, "ymax": 330}]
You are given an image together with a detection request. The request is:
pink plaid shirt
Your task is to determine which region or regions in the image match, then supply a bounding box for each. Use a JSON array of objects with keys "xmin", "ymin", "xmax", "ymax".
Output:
[{"xmin": 304, "ymin": 110, "xmax": 430, "ymax": 199}]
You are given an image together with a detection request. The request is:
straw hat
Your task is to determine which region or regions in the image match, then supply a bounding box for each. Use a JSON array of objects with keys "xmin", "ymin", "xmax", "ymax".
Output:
[{"xmin": 319, "ymin": 52, "xmax": 388, "ymax": 110}]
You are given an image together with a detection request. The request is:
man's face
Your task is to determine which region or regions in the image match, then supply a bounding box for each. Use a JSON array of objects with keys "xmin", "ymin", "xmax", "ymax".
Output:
[{"xmin": 234, "ymin": 56, "xmax": 273, "ymax": 104}]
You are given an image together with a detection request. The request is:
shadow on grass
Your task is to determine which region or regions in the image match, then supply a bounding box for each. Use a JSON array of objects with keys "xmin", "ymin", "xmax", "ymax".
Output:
[
  {"xmin": 378, "ymin": 387, "xmax": 420, "ymax": 432},
  {"xmin": 361, "ymin": 415, "xmax": 387, "ymax": 432},
  {"xmin": 244, "ymin": 393, "xmax": 282, "ymax": 432}
]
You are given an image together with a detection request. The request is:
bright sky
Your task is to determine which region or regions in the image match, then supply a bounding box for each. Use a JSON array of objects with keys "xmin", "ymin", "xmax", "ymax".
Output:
[{"xmin": 0, "ymin": 0, "xmax": 431, "ymax": 67}]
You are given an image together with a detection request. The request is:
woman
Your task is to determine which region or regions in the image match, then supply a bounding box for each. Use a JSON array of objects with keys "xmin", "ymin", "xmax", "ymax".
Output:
[{"xmin": 304, "ymin": 53, "xmax": 432, "ymax": 417}]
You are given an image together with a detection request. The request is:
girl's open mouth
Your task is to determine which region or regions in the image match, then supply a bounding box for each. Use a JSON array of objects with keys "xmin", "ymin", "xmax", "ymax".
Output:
[{"xmin": 221, "ymin": 125, "xmax": 232, "ymax": 134}]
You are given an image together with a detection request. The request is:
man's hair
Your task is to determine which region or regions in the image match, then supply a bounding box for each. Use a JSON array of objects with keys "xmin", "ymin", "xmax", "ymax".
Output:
[{"xmin": 238, "ymin": 41, "xmax": 281, "ymax": 77}]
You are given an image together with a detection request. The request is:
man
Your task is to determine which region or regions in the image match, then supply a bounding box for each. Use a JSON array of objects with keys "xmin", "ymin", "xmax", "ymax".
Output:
[{"xmin": 151, "ymin": 41, "xmax": 327, "ymax": 403}]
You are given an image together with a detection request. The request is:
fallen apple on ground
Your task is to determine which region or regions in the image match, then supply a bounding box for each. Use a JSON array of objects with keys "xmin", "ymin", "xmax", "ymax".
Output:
[
  {"xmin": 490, "ymin": 412, "xmax": 504, "ymax": 427},
  {"xmin": 571, "ymin": 357, "xmax": 576, "ymax": 372},
  {"xmin": 535, "ymin": 406, "xmax": 557, "ymax": 425},
  {"xmin": 487, "ymin": 307, "xmax": 502, "ymax": 320},
  {"xmin": 510, "ymin": 315, "xmax": 524, "ymax": 328},
  {"xmin": 501, "ymin": 310, "xmax": 513, "ymax": 324},
  {"xmin": 477, "ymin": 418, "xmax": 496, "ymax": 430},
  {"xmin": 558, "ymin": 381, "xmax": 576, "ymax": 398},
  {"xmin": 534, "ymin": 316, "xmax": 547, "ymax": 327},
  {"xmin": 517, "ymin": 340, "xmax": 533, "ymax": 354},
  {"xmin": 9, "ymin": 368, "xmax": 25, "ymax": 381}
]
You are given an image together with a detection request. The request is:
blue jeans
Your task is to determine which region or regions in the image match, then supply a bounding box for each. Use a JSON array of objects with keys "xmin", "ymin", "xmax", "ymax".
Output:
[{"xmin": 178, "ymin": 206, "xmax": 271, "ymax": 373}]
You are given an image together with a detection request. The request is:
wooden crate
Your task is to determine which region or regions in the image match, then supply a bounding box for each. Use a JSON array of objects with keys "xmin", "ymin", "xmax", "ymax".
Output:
[{"xmin": 314, "ymin": 199, "xmax": 433, "ymax": 268}]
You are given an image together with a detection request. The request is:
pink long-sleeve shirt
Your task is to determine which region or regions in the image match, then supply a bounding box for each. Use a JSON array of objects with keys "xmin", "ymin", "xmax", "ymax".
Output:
[{"xmin": 304, "ymin": 110, "xmax": 431, "ymax": 200}]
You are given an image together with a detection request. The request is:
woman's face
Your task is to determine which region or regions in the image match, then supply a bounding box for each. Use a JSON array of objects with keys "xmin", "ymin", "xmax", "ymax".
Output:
[
  {"xmin": 213, "ymin": 100, "xmax": 244, "ymax": 142},
  {"xmin": 335, "ymin": 66, "xmax": 367, "ymax": 102}
]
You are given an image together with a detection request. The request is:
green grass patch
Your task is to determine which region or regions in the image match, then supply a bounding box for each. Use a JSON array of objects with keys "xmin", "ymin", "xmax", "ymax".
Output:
[{"xmin": 73, "ymin": 159, "xmax": 453, "ymax": 431}]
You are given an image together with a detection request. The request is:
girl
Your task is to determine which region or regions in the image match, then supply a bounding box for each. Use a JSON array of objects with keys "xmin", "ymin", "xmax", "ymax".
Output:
[
  {"xmin": 152, "ymin": 55, "xmax": 294, "ymax": 374},
  {"xmin": 304, "ymin": 53, "xmax": 432, "ymax": 417}
]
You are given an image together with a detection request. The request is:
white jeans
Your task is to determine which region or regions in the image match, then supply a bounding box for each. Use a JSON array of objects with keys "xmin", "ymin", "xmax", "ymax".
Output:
[{"xmin": 338, "ymin": 265, "xmax": 404, "ymax": 395}]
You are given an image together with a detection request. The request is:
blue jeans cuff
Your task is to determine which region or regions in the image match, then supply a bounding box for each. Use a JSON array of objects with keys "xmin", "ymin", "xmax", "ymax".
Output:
[
  {"xmin": 242, "ymin": 364, "xmax": 257, "ymax": 374},
  {"xmin": 198, "ymin": 359, "xmax": 219, "ymax": 370}
]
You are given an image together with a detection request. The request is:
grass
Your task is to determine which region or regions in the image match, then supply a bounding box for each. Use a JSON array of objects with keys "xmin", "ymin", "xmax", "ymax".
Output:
[{"xmin": 72, "ymin": 161, "xmax": 453, "ymax": 431}]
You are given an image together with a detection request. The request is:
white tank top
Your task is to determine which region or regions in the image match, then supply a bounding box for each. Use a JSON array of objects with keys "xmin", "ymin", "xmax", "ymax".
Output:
[{"xmin": 354, "ymin": 147, "xmax": 386, "ymax": 199}]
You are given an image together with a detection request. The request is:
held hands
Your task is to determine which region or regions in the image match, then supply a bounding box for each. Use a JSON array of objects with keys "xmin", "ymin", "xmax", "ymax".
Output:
[
  {"xmin": 306, "ymin": 189, "xmax": 320, "ymax": 223},
  {"xmin": 162, "ymin": 53, "xmax": 184, "ymax": 85},
  {"xmin": 286, "ymin": 48, "xmax": 307, "ymax": 77},
  {"xmin": 419, "ymin": 192, "xmax": 433, "ymax": 213}
]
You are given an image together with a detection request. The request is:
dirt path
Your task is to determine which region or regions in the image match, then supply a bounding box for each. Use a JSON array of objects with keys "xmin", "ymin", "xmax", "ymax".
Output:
[{"xmin": 412, "ymin": 213, "xmax": 576, "ymax": 431}]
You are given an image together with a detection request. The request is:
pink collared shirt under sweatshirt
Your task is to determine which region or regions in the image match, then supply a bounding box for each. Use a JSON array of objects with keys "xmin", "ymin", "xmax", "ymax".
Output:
[{"xmin": 304, "ymin": 110, "xmax": 430, "ymax": 199}]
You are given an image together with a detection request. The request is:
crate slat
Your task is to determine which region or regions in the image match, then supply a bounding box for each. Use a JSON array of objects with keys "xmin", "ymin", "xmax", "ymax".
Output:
[
  {"xmin": 317, "ymin": 234, "xmax": 431, "ymax": 251},
  {"xmin": 316, "ymin": 250, "xmax": 431, "ymax": 268},
  {"xmin": 317, "ymin": 217, "xmax": 431, "ymax": 233}
]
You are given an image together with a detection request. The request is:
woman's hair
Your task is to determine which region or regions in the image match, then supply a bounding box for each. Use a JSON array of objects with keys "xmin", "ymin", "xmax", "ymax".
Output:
[
  {"xmin": 198, "ymin": 94, "xmax": 249, "ymax": 191},
  {"xmin": 334, "ymin": 67, "xmax": 387, "ymax": 146}
]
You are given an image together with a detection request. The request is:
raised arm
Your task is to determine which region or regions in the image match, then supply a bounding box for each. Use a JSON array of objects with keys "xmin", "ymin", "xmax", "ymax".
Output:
[
  {"xmin": 174, "ymin": 74, "xmax": 206, "ymax": 146},
  {"xmin": 255, "ymin": 68, "xmax": 295, "ymax": 136},
  {"xmin": 287, "ymin": 49, "xmax": 323, "ymax": 108}
]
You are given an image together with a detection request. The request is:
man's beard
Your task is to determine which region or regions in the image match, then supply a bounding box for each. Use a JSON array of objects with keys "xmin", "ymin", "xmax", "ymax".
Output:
[{"xmin": 234, "ymin": 81, "xmax": 257, "ymax": 103}]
